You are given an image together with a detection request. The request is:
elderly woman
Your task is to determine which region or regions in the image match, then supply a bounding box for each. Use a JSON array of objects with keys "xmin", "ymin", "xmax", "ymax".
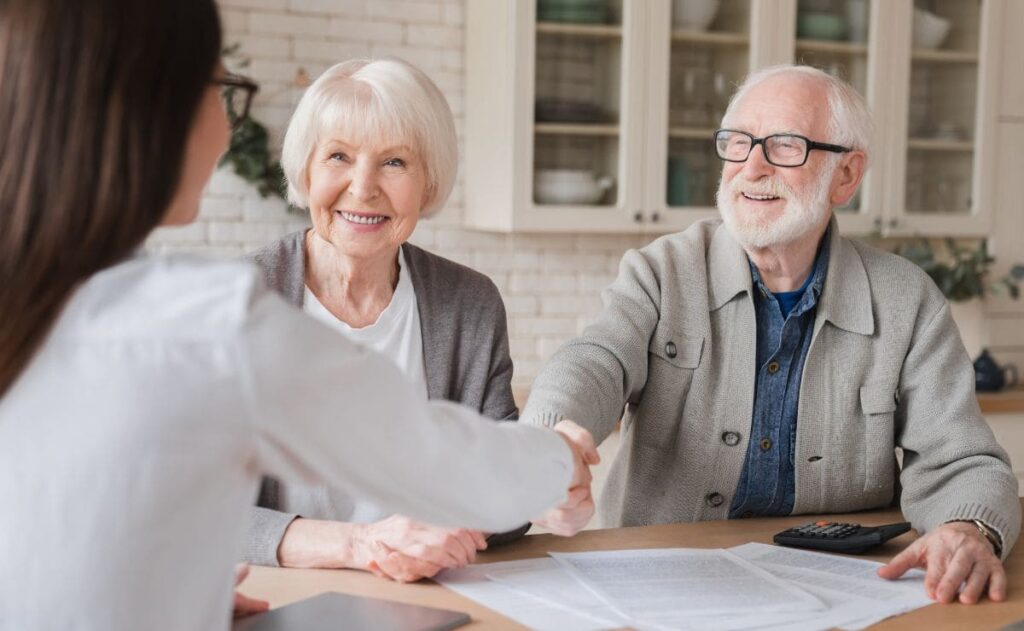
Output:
[{"xmin": 243, "ymin": 59, "xmax": 564, "ymax": 582}]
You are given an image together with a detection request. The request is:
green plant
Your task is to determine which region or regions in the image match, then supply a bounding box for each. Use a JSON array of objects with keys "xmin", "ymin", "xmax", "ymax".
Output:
[
  {"xmin": 896, "ymin": 238, "xmax": 1024, "ymax": 302},
  {"xmin": 219, "ymin": 44, "xmax": 286, "ymax": 200},
  {"xmin": 219, "ymin": 117, "xmax": 286, "ymax": 199}
]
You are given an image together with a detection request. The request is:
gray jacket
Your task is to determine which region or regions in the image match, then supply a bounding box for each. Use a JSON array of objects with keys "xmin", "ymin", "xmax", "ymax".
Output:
[
  {"xmin": 243, "ymin": 230, "xmax": 523, "ymax": 566},
  {"xmin": 522, "ymin": 217, "xmax": 1020, "ymax": 557}
]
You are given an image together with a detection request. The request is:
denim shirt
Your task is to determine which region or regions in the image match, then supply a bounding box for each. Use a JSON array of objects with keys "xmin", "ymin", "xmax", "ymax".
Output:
[{"xmin": 729, "ymin": 232, "xmax": 831, "ymax": 518}]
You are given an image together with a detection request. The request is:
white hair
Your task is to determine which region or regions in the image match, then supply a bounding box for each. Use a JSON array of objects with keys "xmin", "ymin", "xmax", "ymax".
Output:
[
  {"xmin": 281, "ymin": 58, "xmax": 458, "ymax": 217},
  {"xmin": 721, "ymin": 65, "xmax": 873, "ymax": 162}
]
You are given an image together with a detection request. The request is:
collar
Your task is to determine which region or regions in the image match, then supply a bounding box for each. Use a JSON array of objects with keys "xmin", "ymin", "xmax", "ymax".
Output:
[{"xmin": 706, "ymin": 215, "xmax": 874, "ymax": 336}]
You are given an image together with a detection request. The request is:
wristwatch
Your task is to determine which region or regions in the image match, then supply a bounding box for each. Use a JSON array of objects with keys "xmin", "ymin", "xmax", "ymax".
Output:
[{"xmin": 950, "ymin": 519, "xmax": 1003, "ymax": 558}]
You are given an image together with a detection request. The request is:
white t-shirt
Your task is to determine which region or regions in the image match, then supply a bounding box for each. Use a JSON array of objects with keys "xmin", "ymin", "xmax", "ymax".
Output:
[
  {"xmin": 0, "ymin": 256, "xmax": 572, "ymax": 631},
  {"xmin": 302, "ymin": 248, "xmax": 428, "ymax": 399},
  {"xmin": 293, "ymin": 248, "xmax": 427, "ymax": 523}
]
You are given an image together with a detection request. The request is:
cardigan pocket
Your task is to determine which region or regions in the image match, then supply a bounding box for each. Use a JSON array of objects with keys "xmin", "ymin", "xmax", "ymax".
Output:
[
  {"xmin": 860, "ymin": 384, "xmax": 897, "ymax": 495},
  {"xmin": 648, "ymin": 324, "xmax": 703, "ymax": 369}
]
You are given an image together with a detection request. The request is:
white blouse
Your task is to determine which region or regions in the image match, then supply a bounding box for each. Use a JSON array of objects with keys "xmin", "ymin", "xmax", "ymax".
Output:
[{"xmin": 0, "ymin": 256, "xmax": 572, "ymax": 631}]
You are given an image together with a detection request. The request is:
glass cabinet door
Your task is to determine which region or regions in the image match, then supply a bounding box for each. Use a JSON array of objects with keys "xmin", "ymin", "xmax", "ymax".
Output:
[
  {"xmin": 902, "ymin": 0, "xmax": 982, "ymax": 220},
  {"xmin": 665, "ymin": 0, "xmax": 752, "ymax": 211},
  {"xmin": 792, "ymin": 0, "xmax": 873, "ymax": 218},
  {"xmin": 532, "ymin": 0, "xmax": 625, "ymax": 210}
]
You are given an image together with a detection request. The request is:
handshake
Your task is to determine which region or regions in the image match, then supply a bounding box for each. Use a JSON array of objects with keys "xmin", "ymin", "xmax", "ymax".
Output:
[{"xmin": 535, "ymin": 420, "xmax": 602, "ymax": 536}]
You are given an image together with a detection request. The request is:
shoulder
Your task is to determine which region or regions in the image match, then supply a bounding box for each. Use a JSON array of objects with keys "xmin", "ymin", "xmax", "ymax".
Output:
[
  {"xmin": 403, "ymin": 242, "xmax": 504, "ymax": 306},
  {"xmin": 63, "ymin": 255, "xmax": 269, "ymax": 341},
  {"xmin": 245, "ymin": 230, "xmax": 307, "ymax": 303},
  {"xmin": 847, "ymin": 238, "xmax": 945, "ymax": 311},
  {"xmin": 622, "ymin": 218, "xmax": 720, "ymax": 278}
]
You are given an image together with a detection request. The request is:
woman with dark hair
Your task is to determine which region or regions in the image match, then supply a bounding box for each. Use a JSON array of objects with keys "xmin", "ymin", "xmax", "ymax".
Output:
[{"xmin": 0, "ymin": 1, "xmax": 596, "ymax": 628}]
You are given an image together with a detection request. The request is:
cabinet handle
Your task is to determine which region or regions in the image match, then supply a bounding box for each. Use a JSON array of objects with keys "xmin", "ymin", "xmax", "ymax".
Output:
[
  {"xmin": 650, "ymin": 211, "xmax": 660, "ymax": 223},
  {"xmin": 888, "ymin": 218, "xmax": 899, "ymax": 228},
  {"xmin": 634, "ymin": 211, "xmax": 644, "ymax": 223}
]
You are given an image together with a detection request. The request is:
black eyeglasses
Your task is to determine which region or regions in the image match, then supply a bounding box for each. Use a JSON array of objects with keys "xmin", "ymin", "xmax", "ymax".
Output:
[
  {"xmin": 713, "ymin": 129, "xmax": 851, "ymax": 167},
  {"xmin": 212, "ymin": 72, "xmax": 258, "ymax": 131}
]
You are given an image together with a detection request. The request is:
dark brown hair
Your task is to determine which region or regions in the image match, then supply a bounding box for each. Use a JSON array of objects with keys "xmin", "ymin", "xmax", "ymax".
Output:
[{"xmin": 0, "ymin": 0, "xmax": 222, "ymax": 396}]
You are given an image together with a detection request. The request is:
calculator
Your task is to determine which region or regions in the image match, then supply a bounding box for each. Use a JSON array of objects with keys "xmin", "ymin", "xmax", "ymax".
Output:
[{"xmin": 773, "ymin": 521, "xmax": 912, "ymax": 554}]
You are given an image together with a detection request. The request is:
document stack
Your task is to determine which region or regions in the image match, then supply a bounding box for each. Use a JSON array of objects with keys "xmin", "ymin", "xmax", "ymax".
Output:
[{"xmin": 437, "ymin": 543, "xmax": 932, "ymax": 630}]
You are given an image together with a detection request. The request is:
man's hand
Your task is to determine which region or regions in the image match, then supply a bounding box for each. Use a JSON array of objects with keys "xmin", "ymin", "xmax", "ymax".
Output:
[
  {"xmin": 232, "ymin": 564, "xmax": 270, "ymax": 619},
  {"xmin": 877, "ymin": 521, "xmax": 1006, "ymax": 604},
  {"xmin": 533, "ymin": 420, "xmax": 601, "ymax": 537},
  {"xmin": 354, "ymin": 515, "xmax": 488, "ymax": 583}
]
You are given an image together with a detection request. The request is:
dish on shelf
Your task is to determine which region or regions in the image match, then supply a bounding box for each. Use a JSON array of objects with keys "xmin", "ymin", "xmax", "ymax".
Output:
[
  {"xmin": 534, "ymin": 98, "xmax": 610, "ymax": 123},
  {"xmin": 796, "ymin": 12, "xmax": 846, "ymax": 41},
  {"xmin": 912, "ymin": 7, "xmax": 950, "ymax": 50},
  {"xmin": 534, "ymin": 169, "xmax": 614, "ymax": 204},
  {"xmin": 672, "ymin": 0, "xmax": 720, "ymax": 31},
  {"xmin": 537, "ymin": 0, "xmax": 608, "ymax": 24}
]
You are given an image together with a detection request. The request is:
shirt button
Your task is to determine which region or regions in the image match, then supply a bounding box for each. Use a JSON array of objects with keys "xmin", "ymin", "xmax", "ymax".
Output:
[
  {"xmin": 706, "ymin": 492, "xmax": 725, "ymax": 507},
  {"xmin": 760, "ymin": 438, "xmax": 772, "ymax": 451},
  {"xmin": 767, "ymin": 361, "xmax": 780, "ymax": 374},
  {"xmin": 721, "ymin": 431, "xmax": 741, "ymax": 446},
  {"xmin": 665, "ymin": 341, "xmax": 677, "ymax": 358}
]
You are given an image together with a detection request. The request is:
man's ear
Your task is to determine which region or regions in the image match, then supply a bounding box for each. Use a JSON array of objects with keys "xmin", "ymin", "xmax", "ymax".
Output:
[{"xmin": 830, "ymin": 150, "xmax": 867, "ymax": 207}]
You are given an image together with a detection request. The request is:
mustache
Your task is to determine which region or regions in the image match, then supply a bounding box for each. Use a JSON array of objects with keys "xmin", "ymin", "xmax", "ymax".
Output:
[{"xmin": 727, "ymin": 177, "xmax": 793, "ymax": 199}]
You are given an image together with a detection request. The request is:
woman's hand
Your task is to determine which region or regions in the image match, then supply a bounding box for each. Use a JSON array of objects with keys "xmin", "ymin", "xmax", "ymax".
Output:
[
  {"xmin": 276, "ymin": 514, "xmax": 486, "ymax": 582},
  {"xmin": 232, "ymin": 564, "xmax": 269, "ymax": 619},
  {"xmin": 355, "ymin": 516, "xmax": 488, "ymax": 582}
]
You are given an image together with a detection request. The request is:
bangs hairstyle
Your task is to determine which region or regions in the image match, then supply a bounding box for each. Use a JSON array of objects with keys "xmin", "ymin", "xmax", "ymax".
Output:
[
  {"xmin": 721, "ymin": 65, "xmax": 874, "ymax": 166},
  {"xmin": 281, "ymin": 59, "xmax": 458, "ymax": 217}
]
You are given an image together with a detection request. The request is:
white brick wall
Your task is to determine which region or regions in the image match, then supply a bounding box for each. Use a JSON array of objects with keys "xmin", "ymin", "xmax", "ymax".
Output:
[{"xmin": 148, "ymin": 0, "xmax": 650, "ymax": 390}]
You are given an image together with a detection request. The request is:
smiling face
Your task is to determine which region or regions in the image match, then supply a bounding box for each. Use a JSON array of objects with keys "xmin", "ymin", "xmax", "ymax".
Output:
[
  {"xmin": 306, "ymin": 136, "xmax": 429, "ymax": 261},
  {"xmin": 715, "ymin": 74, "xmax": 839, "ymax": 249}
]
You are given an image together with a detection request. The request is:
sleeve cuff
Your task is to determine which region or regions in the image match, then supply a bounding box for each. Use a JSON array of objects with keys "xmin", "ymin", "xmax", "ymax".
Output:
[
  {"xmin": 243, "ymin": 507, "xmax": 301, "ymax": 567},
  {"xmin": 942, "ymin": 502, "xmax": 1012, "ymax": 560}
]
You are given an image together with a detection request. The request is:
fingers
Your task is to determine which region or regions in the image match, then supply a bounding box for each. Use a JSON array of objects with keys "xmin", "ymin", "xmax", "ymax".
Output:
[
  {"xmin": 933, "ymin": 547, "xmax": 970, "ymax": 603},
  {"xmin": 554, "ymin": 420, "xmax": 601, "ymax": 465},
  {"xmin": 370, "ymin": 541, "xmax": 445, "ymax": 582},
  {"xmin": 233, "ymin": 563, "xmax": 251, "ymax": 586},
  {"xmin": 923, "ymin": 542, "xmax": 951, "ymax": 600},
  {"xmin": 878, "ymin": 540, "xmax": 924, "ymax": 580},
  {"xmin": 987, "ymin": 564, "xmax": 1008, "ymax": 602},
  {"xmin": 468, "ymin": 529, "xmax": 488, "ymax": 551},
  {"xmin": 533, "ymin": 487, "xmax": 595, "ymax": 536},
  {"xmin": 232, "ymin": 592, "xmax": 269, "ymax": 619},
  {"xmin": 959, "ymin": 564, "xmax": 991, "ymax": 605}
]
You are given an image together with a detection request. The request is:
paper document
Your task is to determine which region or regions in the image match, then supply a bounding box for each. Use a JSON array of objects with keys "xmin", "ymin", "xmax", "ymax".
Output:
[
  {"xmin": 436, "ymin": 560, "xmax": 619, "ymax": 631},
  {"xmin": 730, "ymin": 543, "xmax": 932, "ymax": 630},
  {"xmin": 551, "ymin": 548, "xmax": 824, "ymax": 623},
  {"xmin": 483, "ymin": 558, "xmax": 629, "ymax": 627}
]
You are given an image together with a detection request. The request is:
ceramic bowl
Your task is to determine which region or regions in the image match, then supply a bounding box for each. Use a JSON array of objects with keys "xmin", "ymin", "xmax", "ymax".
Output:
[
  {"xmin": 672, "ymin": 0, "xmax": 721, "ymax": 31},
  {"xmin": 534, "ymin": 169, "xmax": 614, "ymax": 205},
  {"xmin": 912, "ymin": 8, "xmax": 951, "ymax": 49},
  {"xmin": 796, "ymin": 12, "xmax": 846, "ymax": 41}
]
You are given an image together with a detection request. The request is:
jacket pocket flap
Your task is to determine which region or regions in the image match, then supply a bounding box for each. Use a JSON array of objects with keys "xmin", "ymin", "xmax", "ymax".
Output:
[
  {"xmin": 649, "ymin": 325, "xmax": 703, "ymax": 369},
  {"xmin": 860, "ymin": 385, "xmax": 897, "ymax": 415}
]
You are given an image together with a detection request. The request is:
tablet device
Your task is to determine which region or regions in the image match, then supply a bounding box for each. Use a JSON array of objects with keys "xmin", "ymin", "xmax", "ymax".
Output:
[{"xmin": 232, "ymin": 592, "xmax": 471, "ymax": 631}]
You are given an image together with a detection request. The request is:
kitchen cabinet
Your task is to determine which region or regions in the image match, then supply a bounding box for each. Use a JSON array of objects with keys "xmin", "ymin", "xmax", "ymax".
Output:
[{"xmin": 464, "ymin": 0, "xmax": 1008, "ymax": 236}]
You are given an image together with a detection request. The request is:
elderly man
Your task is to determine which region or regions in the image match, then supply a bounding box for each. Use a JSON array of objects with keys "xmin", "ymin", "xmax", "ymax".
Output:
[{"xmin": 523, "ymin": 65, "xmax": 1020, "ymax": 605}]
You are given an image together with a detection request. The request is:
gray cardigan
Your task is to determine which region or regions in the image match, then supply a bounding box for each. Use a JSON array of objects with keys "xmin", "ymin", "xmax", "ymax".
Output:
[
  {"xmin": 523, "ymin": 217, "xmax": 1021, "ymax": 558},
  {"xmin": 243, "ymin": 230, "xmax": 524, "ymax": 566}
]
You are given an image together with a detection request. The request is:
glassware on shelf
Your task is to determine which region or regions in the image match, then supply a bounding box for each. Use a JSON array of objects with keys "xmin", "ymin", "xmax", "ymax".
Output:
[
  {"xmin": 845, "ymin": 0, "xmax": 869, "ymax": 43},
  {"xmin": 672, "ymin": 0, "xmax": 721, "ymax": 31},
  {"xmin": 536, "ymin": 0, "xmax": 609, "ymax": 24}
]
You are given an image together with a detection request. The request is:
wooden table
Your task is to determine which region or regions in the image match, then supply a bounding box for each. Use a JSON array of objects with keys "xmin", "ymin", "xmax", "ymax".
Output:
[{"xmin": 240, "ymin": 500, "xmax": 1024, "ymax": 630}]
